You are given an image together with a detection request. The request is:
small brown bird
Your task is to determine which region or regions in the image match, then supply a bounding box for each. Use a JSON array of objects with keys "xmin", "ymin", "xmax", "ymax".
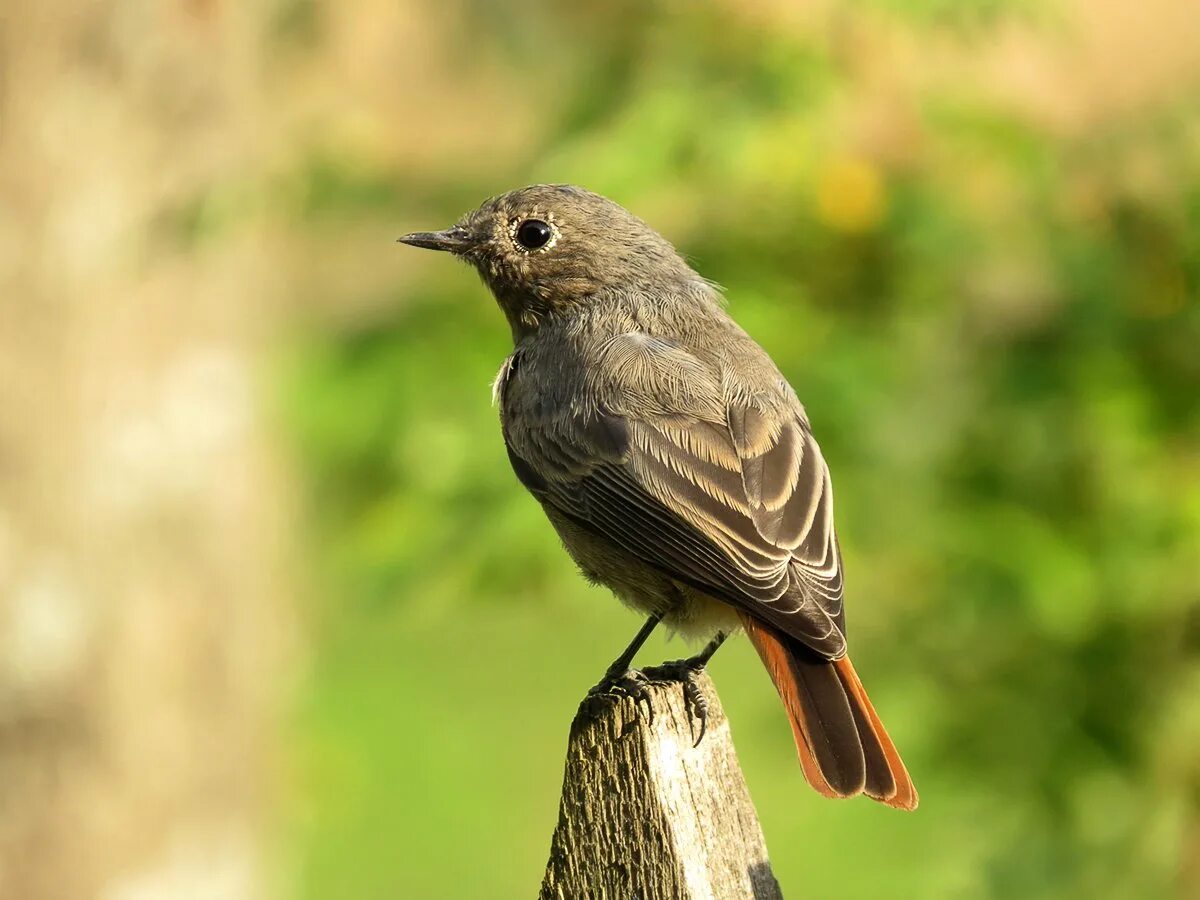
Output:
[{"xmin": 399, "ymin": 185, "xmax": 917, "ymax": 809}]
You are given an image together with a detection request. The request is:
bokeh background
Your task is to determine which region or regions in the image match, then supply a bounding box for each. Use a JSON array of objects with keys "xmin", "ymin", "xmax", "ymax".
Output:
[{"xmin": 2, "ymin": 1, "xmax": 1199, "ymax": 898}]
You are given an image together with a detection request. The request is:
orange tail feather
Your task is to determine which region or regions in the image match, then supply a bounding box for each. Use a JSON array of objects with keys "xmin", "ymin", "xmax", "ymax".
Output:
[{"xmin": 741, "ymin": 614, "xmax": 918, "ymax": 810}]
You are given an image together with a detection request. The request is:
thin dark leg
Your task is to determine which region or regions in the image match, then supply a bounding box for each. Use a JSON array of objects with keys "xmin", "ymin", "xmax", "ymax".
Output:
[
  {"xmin": 586, "ymin": 613, "xmax": 665, "ymax": 720},
  {"xmin": 600, "ymin": 612, "xmax": 663, "ymax": 681},
  {"xmin": 645, "ymin": 629, "xmax": 728, "ymax": 674},
  {"xmin": 689, "ymin": 630, "xmax": 728, "ymax": 668}
]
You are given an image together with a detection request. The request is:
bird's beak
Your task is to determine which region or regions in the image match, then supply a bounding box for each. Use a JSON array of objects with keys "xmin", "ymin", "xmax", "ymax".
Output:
[{"xmin": 397, "ymin": 226, "xmax": 475, "ymax": 253}]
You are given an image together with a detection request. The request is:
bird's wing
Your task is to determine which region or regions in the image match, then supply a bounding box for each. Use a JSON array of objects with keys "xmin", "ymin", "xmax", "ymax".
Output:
[{"xmin": 502, "ymin": 350, "xmax": 846, "ymax": 658}]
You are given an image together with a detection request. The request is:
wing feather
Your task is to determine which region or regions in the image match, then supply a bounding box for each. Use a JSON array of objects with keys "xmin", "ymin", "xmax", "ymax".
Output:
[{"xmin": 503, "ymin": 347, "xmax": 848, "ymax": 657}]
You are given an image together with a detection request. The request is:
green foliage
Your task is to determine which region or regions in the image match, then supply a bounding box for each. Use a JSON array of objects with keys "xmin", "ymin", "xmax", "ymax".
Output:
[{"xmin": 280, "ymin": 4, "xmax": 1200, "ymax": 898}]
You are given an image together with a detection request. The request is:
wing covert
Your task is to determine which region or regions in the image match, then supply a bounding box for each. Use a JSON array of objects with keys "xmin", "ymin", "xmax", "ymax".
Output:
[{"xmin": 507, "ymin": 397, "xmax": 848, "ymax": 658}]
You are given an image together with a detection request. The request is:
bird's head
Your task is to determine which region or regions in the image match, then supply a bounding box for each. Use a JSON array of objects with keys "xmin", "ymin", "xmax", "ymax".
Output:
[{"xmin": 399, "ymin": 184, "xmax": 699, "ymax": 337}]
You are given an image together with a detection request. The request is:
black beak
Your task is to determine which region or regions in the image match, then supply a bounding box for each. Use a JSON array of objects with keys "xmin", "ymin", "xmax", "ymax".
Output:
[{"xmin": 397, "ymin": 226, "xmax": 475, "ymax": 253}]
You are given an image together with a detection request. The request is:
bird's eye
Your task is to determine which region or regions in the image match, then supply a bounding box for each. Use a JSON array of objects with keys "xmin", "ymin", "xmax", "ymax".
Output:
[{"xmin": 515, "ymin": 219, "xmax": 553, "ymax": 250}]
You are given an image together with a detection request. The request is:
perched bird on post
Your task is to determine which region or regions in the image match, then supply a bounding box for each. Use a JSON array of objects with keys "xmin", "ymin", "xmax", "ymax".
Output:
[{"xmin": 399, "ymin": 185, "xmax": 917, "ymax": 809}]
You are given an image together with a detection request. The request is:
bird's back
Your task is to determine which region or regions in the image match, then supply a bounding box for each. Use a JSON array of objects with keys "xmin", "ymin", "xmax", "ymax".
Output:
[{"xmin": 501, "ymin": 286, "xmax": 800, "ymax": 426}]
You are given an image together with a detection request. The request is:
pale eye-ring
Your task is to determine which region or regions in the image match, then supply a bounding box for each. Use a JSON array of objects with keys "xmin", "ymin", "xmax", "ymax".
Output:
[{"xmin": 515, "ymin": 219, "xmax": 553, "ymax": 250}]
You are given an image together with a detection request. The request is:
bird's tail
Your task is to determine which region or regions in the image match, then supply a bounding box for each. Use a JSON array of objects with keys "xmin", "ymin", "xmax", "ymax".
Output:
[{"xmin": 740, "ymin": 614, "xmax": 918, "ymax": 810}]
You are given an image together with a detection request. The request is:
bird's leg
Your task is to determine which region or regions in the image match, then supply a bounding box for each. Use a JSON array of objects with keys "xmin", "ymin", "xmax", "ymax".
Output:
[
  {"xmin": 587, "ymin": 612, "xmax": 664, "ymax": 721},
  {"xmin": 599, "ymin": 611, "xmax": 663, "ymax": 680},
  {"xmin": 641, "ymin": 631, "xmax": 729, "ymax": 746}
]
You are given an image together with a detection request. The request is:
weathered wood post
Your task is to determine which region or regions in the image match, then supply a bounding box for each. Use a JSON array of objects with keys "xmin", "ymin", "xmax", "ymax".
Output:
[{"xmin": 540, "ymin": 673, "xmax": 783, "ymax": 899}]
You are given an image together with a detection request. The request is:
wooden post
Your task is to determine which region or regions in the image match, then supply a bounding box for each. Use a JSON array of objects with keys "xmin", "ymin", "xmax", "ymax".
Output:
[{"xmin": 540, "ymin": 673, "xmax": 783, "ymax": 900}]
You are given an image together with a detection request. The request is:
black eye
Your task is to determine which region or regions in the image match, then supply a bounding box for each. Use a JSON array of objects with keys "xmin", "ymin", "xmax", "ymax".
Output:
[{"xmin": 515, "ymin": 219, "xmax": 553, "ymax": 250}]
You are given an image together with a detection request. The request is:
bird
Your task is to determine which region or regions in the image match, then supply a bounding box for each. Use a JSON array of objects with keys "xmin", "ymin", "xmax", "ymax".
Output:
[{"xmin": 398, "ymin": 184, "xmax": 917, "ymax": 809}]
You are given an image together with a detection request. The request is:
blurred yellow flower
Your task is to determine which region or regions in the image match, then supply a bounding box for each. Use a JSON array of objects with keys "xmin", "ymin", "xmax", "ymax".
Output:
[{"xmin": 814, "ymin": 157, "xmax": 886, "ymax": 233}]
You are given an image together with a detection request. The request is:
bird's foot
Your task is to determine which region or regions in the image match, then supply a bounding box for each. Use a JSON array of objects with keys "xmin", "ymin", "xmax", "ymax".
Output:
[
  {"xmin": 588, "ymin": 659, "xmax": 711, "ymax": 744},
  {"xmin": 640, "ymin": 658, "xmax": 711, "ymax": 747},
  {"xmin": 588, "ymin": 667, "xmax": 657, "ymax": 725}
]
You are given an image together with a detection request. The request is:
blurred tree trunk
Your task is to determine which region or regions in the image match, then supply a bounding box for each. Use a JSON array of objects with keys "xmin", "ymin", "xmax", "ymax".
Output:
[{"xmin": 0, "ymin": 4, "xmax": 287, "ymax": 898}]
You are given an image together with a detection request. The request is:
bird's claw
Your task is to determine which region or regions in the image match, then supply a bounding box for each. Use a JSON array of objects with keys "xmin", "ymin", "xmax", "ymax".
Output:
[
  {"xmin": 640, "ymin": 659, "xmax": 710, "ymax": 747},
  {"xmin": 588, "ymin": 667, "xmax": 657, "ymax": 726},
  {"xmin": 589, "ymin": 659, "xmax": 711, "ymax": 744}
]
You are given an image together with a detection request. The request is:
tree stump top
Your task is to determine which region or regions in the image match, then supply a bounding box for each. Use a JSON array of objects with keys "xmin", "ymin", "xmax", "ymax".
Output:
[{"xmin": 540, "ymin": 673, "xmax": 783, "ymax": 900}]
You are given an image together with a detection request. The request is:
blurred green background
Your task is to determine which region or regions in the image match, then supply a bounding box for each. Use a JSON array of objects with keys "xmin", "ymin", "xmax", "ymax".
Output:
[
  {"xmin": 278, "ymin": 2, "xmax": 1200, "ymax": 898},
  {"xmin": 4, "ymin": 0, "xmax": 1197, "ymax": 898}
]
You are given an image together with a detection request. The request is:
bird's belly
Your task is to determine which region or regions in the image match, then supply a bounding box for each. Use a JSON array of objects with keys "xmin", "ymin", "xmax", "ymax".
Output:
[{"xmin": 542, "ymin": 505, "xmax": 741, "ymax": 641}]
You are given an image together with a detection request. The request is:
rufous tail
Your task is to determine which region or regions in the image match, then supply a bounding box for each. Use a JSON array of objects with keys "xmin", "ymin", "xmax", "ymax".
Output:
[{"xmin": 740, "ymin": 614, "xmax": 918, "ymax": 810}]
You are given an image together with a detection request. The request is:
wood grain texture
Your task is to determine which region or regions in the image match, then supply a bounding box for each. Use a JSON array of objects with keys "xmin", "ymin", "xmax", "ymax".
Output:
[{"xmin": 540, "ymin": 674, "xmax": 783, "ymax": 900}]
